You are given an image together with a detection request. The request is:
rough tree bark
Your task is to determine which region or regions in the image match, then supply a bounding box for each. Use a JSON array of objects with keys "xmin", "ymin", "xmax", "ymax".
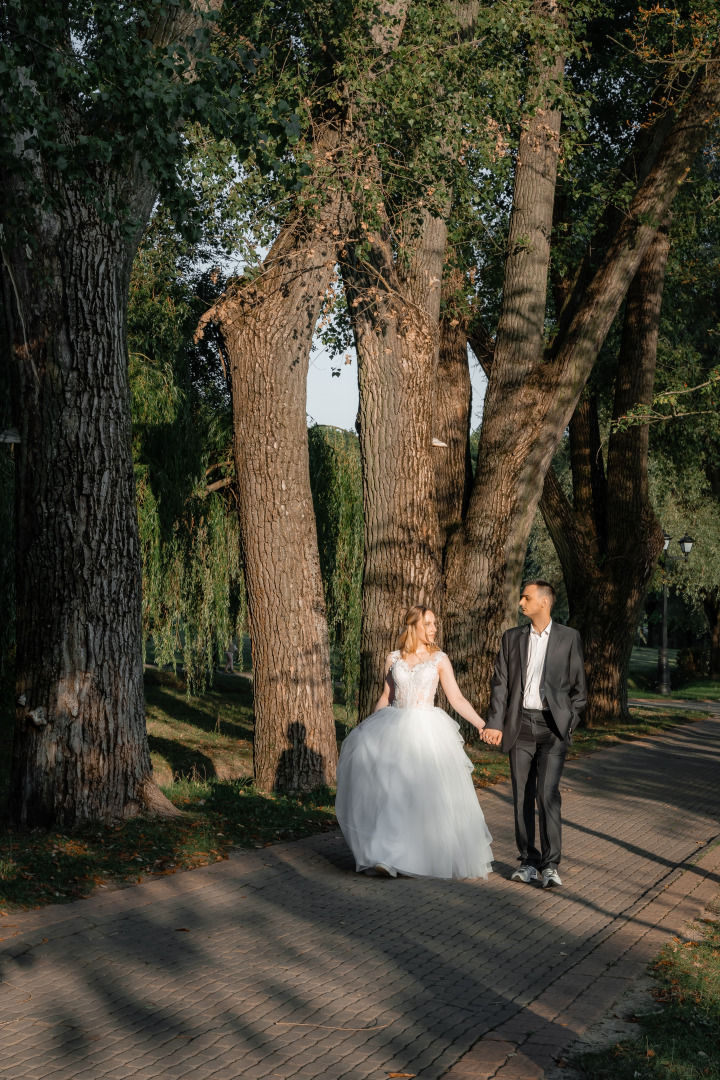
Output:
[
  {"xmin": 343, "ymin": 208, "xmax": 447, "ymax": 718},
  {"xmin": 433, "ymin": 268, "xmax": 474, "ymax": 545},
  {"xmin": 2, "ymin": 189, "xmax": 168, "ymax": 827},
  {"xmin": 540, "ymin": 224, "xmax": 670, "ymax": 724},
  {"xmin": 197, "ymin": 186, "xmax": 351, "ymax": 792},
  {"xmin": 345, "ymin": 1, "xmax": 478, "ymax": 717},
  {"xmin": 196, "ymin": 1, "xmax": 412, "ymax": 782},
  {"xmin": 443, "ymin": 0, "xmax": 563, "ymax": 712},
  {"xmin": 0, "ymin": 6, "xmax": 213, "ymax": 827},
  {"xmin": 442, "ymin": 45, "xmax": 720, "ymax": 715}
]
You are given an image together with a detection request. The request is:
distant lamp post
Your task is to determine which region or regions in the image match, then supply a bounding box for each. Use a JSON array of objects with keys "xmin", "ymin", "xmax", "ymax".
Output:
[{"xmin": 657, "ymin": 532, "xmax": 695, "ymax": 696}]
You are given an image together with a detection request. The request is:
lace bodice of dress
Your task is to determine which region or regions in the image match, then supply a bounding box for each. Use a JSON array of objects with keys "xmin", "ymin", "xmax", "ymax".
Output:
[{"xmin": 390, "ymin": 650, "xmax": 446, "ymax": 709}]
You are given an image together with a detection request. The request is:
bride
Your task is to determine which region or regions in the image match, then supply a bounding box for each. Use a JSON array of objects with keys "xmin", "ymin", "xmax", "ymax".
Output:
[{"xmin": 335, "ymin": 605, "xmax": 493, "ymax": 880}]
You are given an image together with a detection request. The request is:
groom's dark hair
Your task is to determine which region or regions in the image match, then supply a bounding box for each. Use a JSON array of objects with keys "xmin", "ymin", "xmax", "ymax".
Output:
[{"xmin": 523, "ymin": 579, "xmax": 556, "ymax": 606}]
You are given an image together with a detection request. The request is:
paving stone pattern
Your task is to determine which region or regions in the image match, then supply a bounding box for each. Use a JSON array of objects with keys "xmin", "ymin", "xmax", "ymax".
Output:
[{"xmin": 0, "ymin": 718, "xmax": 719, "ymax": 1080}]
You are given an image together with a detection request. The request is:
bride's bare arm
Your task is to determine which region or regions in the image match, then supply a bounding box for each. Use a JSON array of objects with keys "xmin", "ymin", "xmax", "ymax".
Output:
[
  {"xmin": 373, "ymin": 654, "xmax": 395, "ymax": 712},
  {"xmin": 438, "ymin": 656, "xmax": 485, "ymax": 732}
]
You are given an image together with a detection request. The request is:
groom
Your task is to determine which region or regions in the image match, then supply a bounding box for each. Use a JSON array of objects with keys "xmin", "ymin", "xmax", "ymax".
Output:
[{"xmin": 481, "ymin": 581, "xmax": 586, "ymax": 888}]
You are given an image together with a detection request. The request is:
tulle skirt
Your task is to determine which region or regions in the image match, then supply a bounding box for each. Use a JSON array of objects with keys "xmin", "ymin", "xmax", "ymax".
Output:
[{"xmin": 335, "ymin": 705, "xmax": 493, "ymax": 880}]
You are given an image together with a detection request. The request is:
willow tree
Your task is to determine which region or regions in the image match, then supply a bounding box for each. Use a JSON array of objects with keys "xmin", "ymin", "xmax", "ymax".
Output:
[
  {"xmin": 0, "ymin": 0, "xmax": 261, "ymax": 826},
  {"xmin": 129, "ymin": 208, "xmax": 248, "ymax": 694}
]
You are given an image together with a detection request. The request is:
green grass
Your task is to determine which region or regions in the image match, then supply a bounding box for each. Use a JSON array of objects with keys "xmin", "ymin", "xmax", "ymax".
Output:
[
  {"xmin": 628, "ymin": 647, "xmax": 720, "ymax": 701},
  {"xmin": 628, "ymin": 679, "xmax": 720, "ymax": 702},
  {"xmin": 0, "ymin": 782, "xmax": 336, "ymax": 912},
  {"xmin": 630, "ymin": 645, "xmax": 679, "ymax": 676},
  {"xmin": 0, "ymin": 666, "xmax": 341, "ymax": 913},
  {"xmin": 144, "ymin": 666, "xmax": 255, "ymax": 785},
  {"xmin": 569, "ymin": 909, "xmax": 720, "ymax": 1079}
]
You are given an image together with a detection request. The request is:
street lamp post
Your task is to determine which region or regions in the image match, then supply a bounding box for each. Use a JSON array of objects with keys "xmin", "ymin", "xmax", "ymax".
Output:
[{"xmin": 656, "ymin": 532, "xmax": 695, "ymax": 695}]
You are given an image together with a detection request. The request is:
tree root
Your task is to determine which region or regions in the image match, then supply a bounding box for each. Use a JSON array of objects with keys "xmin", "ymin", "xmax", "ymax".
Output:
[{"xmin": 133, "ymin": 777, "xmax": 184, "ymax": 818}]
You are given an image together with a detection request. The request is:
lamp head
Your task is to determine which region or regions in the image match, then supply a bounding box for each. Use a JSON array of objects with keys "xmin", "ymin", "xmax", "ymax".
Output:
[
  {"xmin": 663, "ymin": 532, "xmax": 671, "ymax": 552},
  {"xmin": 678, "ymin": 534, "xmax": 695, "ymax": 557}
]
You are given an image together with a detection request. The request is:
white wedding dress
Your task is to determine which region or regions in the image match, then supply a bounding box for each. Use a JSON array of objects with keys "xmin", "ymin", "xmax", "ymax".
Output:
[{"xmin": 335, "ymin": 650, "xmax": 493, "ymax": 880}]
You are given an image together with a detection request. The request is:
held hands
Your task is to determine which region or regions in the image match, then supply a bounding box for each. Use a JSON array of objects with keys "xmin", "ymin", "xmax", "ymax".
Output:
[{"xmin": 480, "ymin": 727, "xmax": 503, "ymax": 747}]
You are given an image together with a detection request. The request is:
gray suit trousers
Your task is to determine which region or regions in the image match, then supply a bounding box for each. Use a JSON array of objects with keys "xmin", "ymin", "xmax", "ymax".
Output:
[{"xmin": 509, "ymin": 707, "xmax": 568, "ymax": 871}]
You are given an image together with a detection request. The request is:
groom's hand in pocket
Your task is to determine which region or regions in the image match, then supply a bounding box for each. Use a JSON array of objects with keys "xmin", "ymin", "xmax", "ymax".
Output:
[{"xmin": 481, "ymin": 728, "xmax": 503, "ymax": 747}]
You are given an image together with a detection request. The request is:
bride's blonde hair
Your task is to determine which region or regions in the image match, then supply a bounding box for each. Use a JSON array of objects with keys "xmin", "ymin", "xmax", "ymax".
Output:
[{"xmin": 397, "ymin": 605, "xmax": 439, "ymax": 657}]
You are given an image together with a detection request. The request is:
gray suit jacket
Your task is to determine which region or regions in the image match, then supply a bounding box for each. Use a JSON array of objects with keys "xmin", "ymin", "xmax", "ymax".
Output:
[{"xmin": 486, "ymin": 622, "xmax": 587, "ymax": 752}]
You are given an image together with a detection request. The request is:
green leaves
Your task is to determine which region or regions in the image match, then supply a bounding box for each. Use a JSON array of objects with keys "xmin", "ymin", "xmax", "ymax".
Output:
[{"xmin": 0, "ymin": 0, "xmax": 273, "ymax": 239}]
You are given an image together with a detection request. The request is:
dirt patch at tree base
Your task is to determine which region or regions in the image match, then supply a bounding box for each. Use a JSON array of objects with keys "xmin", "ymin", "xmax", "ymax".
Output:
[{"xmin": 544, "ymin": 975, "xmax": 662, "ymax": 1078}]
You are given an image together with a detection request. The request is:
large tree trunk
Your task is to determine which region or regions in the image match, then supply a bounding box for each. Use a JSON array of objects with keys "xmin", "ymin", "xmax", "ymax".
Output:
[
  {"xmin": 346, "ymin": 0, "xmax": 481, "ymax": 717},
  {"xmin": 198, "ymin": 191, "xmax": 351, "ymax": 792},
  {"xmin": 0, "ymin": 4, "xmax": 218, "ymax": 827},
  {"xmin": 341, "ymin": 0, "xmax": 479, "ymax": 718},
  {"xmin": 1, "ymin": 187, "xmax": 180, "ymax": 826},
  {"xmin": 442, "ymin": 46, "xmax": 720, "ymax": 714},
  {"xmin": 540, "ymin": 225, "xmax": 670, "ymax": 725},
  {"xmin": 195, "ymin": 0, "xmax": 412, "ymax": 781},
  {"xmin": 343, "ymin": 209, "xmax": 447, "ymax": 719},
  {"xmin": 443, "ymin": 0, "xmax": 563, "ymax": 712}
]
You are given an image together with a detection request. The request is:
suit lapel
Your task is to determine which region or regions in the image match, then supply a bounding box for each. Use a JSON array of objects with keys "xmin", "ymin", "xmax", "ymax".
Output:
[
  {"xmin": 519, "ymin": 625, "xmax": 530, "ymax": 688},
  {"xmin": 543, "ymin": 621, "xmax": 560, "ymax": 683}
]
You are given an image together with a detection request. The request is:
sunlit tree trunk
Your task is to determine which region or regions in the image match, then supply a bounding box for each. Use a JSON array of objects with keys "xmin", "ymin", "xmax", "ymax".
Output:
[
  {"xmin": 196, "ymin": 0, "xmax": 412, "ymax": 778},
  {"xmin": 198, "ymin": 186, "xmax": 351, "ymax": 791},
  {"xmin": 443, "ymin": 43, "xmax": 720, "ymax": 717},
  {"xmin": 443, "ymin": 0, "xmax": 563, "ymax": 714},
  {"xmin": 343, "ymin": 209, "xmax": 446, "ymax": 718}
]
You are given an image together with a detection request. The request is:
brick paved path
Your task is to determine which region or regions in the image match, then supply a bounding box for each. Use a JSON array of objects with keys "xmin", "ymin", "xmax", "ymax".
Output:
[{"xmin": 0, "ymin": 718, "xmax": 719, "ymax": 1080}]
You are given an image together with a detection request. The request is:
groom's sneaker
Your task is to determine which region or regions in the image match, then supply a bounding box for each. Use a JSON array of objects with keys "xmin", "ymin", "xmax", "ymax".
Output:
[
  {"xmin": 511, "ymin": 865, "xmax": 539, "ymax": 884},
  {"xmin": 541, "ymin": 868, "xmax": 562, "ymax": 888}
]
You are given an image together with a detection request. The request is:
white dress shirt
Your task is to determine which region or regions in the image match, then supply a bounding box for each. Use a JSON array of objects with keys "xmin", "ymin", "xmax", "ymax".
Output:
[{"xmin": 523, "ymin": 620, "xmax": 552, "ymax": 710}]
